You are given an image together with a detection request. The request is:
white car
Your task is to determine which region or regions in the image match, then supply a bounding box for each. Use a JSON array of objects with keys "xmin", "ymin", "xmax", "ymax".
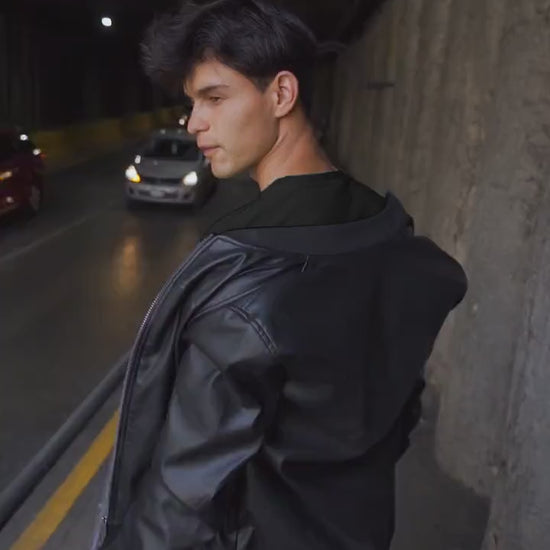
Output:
[{"xmin": 125, "ymin": 128, "xmax": 216, "ymax": 208}]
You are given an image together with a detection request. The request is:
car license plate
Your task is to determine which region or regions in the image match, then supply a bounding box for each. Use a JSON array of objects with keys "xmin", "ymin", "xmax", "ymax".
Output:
[{"xmin": 150, "ymin": 189, "xmax": 166, "ymax": 198}]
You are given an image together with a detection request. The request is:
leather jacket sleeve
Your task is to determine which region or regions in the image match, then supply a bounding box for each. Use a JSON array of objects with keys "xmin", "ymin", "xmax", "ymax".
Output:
[{"xmin": 115, "ymin": 305, "xmax": 283, "ymax": 549}]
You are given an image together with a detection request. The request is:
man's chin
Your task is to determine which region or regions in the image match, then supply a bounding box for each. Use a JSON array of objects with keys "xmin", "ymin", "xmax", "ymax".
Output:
[{"xmin": 211, "ymin": 162, "xmax": 246, "ymax": 180}]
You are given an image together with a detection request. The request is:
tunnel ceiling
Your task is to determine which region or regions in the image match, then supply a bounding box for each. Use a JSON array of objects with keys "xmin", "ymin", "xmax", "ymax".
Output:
[
  {"xmin": 19, "ymin": 0, "xmax": 386, "ymax": 43},
  {"xmin": 277, "ymin": 0, "xmax": 386, "ymax": 42}
]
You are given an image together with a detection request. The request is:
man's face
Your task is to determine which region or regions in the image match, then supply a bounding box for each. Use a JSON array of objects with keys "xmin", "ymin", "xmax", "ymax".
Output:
[{"xmin": 184, "ymin": 59, "xmax": 278, "ymax": 179}]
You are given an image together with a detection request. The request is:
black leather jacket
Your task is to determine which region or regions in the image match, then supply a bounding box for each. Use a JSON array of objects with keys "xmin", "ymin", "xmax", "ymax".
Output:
[{"xmin": 93, "ymin": 193, "xmax": 467, "ymax": 550}]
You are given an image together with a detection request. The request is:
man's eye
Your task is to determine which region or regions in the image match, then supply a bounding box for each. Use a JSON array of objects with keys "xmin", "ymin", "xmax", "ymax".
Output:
[{"xmin": 209, "ymin": 96, "xmax": 222, "ymax": 104}]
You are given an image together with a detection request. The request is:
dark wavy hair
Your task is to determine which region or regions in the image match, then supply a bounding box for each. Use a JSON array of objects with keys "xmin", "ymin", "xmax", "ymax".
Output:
[{"xmin": 141, "ymin": 0, "xmax": 319, "ymax": 113}]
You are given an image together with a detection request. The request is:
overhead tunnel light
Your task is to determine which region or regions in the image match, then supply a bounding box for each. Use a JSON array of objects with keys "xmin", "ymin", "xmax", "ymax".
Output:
[{"xmin": 101, "ymin": 16, "xmax": 113, "ymax": 28}]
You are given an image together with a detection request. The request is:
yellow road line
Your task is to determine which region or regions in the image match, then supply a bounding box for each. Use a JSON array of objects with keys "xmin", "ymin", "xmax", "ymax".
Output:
[{"xmin": 10, "ymin": 412, "xmax": 119, "ymax": 550}]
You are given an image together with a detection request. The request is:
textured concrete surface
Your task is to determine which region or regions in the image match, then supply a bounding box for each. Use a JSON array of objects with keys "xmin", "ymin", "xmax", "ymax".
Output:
[{"xmin": 324, "ymin": 0, "xmax": 550, "ymax": 547}]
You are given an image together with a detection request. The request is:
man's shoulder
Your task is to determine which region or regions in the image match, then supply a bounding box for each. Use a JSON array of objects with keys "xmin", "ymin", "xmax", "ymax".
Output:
[
  {"xmin": 186, "ymin": 234, "xmax": 305, "ymax": 322},
  {"xmin": 188, "ymin": 300, "xmax": 279, "ymax": 362}
]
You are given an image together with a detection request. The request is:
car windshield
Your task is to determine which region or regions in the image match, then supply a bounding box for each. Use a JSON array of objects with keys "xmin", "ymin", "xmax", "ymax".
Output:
[{"xmin": 142, "ymin": 138, "xmax": 200, "ymax": 161}]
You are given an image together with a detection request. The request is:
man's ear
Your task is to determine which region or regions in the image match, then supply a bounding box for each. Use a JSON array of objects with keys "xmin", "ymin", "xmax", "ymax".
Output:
[{"xmin": 270, "ymin": 71, "xmax": 300, "ymax": 118}]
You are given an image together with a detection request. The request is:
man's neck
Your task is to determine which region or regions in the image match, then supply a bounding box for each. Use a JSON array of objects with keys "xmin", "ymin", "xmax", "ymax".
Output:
[{"xmin": 250, "ymin": 117, "xmax": 335, "ymax": 191}]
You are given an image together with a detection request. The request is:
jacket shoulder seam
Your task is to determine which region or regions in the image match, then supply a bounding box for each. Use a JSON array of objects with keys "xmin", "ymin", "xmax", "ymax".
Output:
[
  {"xmin": 228, "ymin": 305, "xmax": 278, "ymax": 356},
  {"xmin": 192, "ymin": 286, "xmax": 265, "ymax": 324}
]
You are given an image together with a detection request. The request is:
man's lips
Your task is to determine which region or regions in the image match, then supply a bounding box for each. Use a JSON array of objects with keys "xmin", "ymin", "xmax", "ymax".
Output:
[{"xmin": 200, "ymin": 146, "xmax": 219, "ymax": 156}]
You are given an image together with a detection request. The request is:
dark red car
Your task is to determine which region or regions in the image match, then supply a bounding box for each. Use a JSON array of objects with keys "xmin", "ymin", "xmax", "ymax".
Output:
[{"xmin": 0, "ymin": 129, "xmax": 45, "ymax": 218}]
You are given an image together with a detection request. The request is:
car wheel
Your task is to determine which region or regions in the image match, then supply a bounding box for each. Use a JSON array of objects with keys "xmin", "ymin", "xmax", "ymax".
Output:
[{"xmin": 26, "ymin": 182, "xmax": 43, "ymax": 216}]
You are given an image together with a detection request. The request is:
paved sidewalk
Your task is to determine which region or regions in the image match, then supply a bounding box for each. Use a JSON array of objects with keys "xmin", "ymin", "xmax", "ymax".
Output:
[{"xmin": 391, "ymin": 389, "xmax": 489, "ymax": 550}]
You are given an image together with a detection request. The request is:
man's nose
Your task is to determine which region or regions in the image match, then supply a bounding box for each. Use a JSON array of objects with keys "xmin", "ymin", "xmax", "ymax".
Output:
[{"xmin": 187, "ymin": 107, "xmax": 208, "ymax": 135}]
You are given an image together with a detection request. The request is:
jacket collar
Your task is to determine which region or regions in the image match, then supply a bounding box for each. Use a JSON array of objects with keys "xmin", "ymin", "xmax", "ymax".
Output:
[{"xmin": 219, "ymin": 193, "xmax": 413, "ymax": 256}]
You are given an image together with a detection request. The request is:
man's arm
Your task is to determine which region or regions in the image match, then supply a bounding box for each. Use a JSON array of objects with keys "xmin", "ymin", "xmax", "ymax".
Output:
[{"xmin": 115, "ymin": 306, "xmax": 283, "ymax": 549}]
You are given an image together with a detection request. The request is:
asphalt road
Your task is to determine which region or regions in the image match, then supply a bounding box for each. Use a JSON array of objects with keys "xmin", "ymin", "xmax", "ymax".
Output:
[{"xmin": 0, "ymin": 146, "xmax": 257, "ymax": 490}]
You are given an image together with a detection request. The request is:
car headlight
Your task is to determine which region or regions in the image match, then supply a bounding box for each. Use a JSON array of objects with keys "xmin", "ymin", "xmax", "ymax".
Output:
[
  {"xmin": 183, "ymin": 171, "xmax": 198, "ymax": 186},
  {"xmin": 0, "ymin": 170, "xmax": 13, "ymax": 182},
  {"xmin": 125, "ymin": 165, "xmax": 141, "ymax": 183}
]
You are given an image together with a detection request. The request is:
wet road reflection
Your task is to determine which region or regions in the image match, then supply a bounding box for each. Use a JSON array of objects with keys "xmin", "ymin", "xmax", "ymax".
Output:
[{"xmin": 113, "ymin": 235, "xmax": 142, "ymax": 296}]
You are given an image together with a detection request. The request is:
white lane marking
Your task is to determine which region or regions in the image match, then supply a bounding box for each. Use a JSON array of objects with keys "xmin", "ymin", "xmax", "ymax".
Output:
[{"xmin": 0, "ymin": 200, "xmax": 117, "ymax": 265}]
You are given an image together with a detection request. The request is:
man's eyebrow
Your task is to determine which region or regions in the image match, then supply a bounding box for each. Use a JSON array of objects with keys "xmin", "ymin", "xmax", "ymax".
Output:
[{"xmin": 194, "ymin": 84, "xmax": 230, "ymax": 97}]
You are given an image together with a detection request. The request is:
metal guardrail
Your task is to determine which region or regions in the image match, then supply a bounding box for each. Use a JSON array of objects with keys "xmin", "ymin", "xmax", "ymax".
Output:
[{"xmin": 0, "ymin": 353, "xmax": 128, "ymax": 531}]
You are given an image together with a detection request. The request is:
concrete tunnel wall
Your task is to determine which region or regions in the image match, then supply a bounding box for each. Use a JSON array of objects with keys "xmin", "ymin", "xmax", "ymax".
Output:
[{"xmin": 316, "ymin": 0, "xmax": 550, "ymax": 548}]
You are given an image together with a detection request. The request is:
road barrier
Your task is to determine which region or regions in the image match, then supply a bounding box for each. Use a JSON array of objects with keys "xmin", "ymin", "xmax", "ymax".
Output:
[
  {"xmin": 30, "ymin": 107, "xmax": 183, "ymax": 173},
  {"xmin": 0, "ymin": 353, "xmax": 128, "ymax": 531}
]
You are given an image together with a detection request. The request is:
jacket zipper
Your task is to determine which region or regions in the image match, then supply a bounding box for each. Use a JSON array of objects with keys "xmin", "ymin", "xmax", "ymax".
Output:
[{"xmin": 103, "ymin": 236, "xmax": 215, "ymax": 532}]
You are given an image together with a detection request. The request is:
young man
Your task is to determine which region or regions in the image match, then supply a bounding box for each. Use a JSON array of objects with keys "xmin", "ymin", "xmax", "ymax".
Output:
[{"xmin": 93, "ymin": 1, "xmax": 467, "ymax": 549}]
